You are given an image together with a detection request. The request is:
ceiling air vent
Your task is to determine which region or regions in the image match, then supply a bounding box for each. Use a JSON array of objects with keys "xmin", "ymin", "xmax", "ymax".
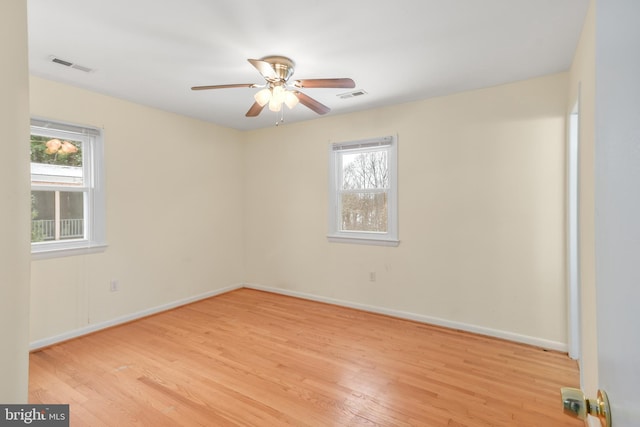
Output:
[
  {"xmin": 49, "ymin": 55, "xmax": 94, "ymax": 73},
  {"xmin": 337, "ymin": 89, "xmax": 368, "ymax": 99}
]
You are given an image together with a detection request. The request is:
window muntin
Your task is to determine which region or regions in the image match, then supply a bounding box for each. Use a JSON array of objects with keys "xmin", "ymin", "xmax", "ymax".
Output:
[
  {"xmin": 30, "ymin": 118, "xmax": 106, "ymax": 258},
  {"xmin": 329, "ymin": 136, "xmax": 398, "ymax": 246}
]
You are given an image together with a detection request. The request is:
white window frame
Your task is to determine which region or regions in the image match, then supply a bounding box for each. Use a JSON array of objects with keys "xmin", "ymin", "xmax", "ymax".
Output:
[
  {"xmin": 30, "ymin": 117, "xmax": 107, "ymax": 259},
  {"xmin": 328, "ymin": 135, "xmax": 399, "ymax": 246}
]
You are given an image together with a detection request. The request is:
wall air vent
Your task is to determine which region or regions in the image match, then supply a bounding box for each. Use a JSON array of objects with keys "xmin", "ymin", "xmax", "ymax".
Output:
[
  {"xmin": 49, "ymin": 55, "xmax": 94, "ymax": 73},
  {"xmin": 337, "ymin": 89, "xmax": 368, "ymax": 99}
]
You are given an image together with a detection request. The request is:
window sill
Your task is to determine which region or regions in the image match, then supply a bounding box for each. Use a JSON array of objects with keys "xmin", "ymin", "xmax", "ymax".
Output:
[
  {"xmin": 327, "ymin": 235, "xmax": 400, "ymax": 247},
  {"xmin": 31, "ymin": 242, "xmax": 108, "ymax": 260}
]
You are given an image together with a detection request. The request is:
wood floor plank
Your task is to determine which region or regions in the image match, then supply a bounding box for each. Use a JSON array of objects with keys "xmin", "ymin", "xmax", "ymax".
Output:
[{"xmin": 29, "ymin": 288, "xmax": 582, "ymax": 426}]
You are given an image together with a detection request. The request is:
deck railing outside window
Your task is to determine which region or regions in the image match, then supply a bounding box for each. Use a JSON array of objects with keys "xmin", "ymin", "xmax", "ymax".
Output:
[{"xmin": 32, "ymin": 219, "xmax": 84, "ymax": 241}]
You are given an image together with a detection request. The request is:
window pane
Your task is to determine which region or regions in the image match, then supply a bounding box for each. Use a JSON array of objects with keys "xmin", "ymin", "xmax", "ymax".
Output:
[
  {"xmin": 340, "ymin": 192, "xmax": 388, "ymax": 232},
  {"xmin": 342, "ymin": 150, "xmax": 388, "ymax": 190},
  {"xmin": 30, "ymin": 135, "xmax": 83, "ymax": 186},
  {"xmin": 31, "ymin": 191, "xmax": 54, "ymax": 242},
  {"xmin": 60, "ymin": 192, "xmax": 84, "ymax": 240},
  {"xmin": 31, "ymin": 191, "xmax": 84, "ymax": 242}
]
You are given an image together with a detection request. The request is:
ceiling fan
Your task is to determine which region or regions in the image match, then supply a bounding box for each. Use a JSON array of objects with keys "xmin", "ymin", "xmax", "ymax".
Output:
[{"xmin": 191, "ymin": 55, "xmax": 355, "ymax": 118}]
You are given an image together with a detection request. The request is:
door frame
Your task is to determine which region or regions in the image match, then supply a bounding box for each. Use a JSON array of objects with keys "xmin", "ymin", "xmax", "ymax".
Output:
[{"xmin": 567, "ymin": 97, "xmax": 581, "ymax": 366}]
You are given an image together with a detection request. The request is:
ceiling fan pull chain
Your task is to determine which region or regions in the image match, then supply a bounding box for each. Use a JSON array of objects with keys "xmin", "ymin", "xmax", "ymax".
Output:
[{"xmin": 276, "ymin": 108, "xmax": 284, "ymax": 126}]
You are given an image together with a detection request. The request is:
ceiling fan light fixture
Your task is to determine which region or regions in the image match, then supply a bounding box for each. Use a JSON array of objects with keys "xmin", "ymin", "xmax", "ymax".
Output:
[
  {"xmin": 269, "ymin": 86, "xmax": 286, "ymax": 112},
  {"xmin": 284, "ymin": 91, "xmax": 299, "ymax": 109},
  {"xmin": 254, "ymin": 88, "xmax": 271, "ymax": 106},
  {"xmin": 269, "ymin": 97, "xmax": 282, "ymax": 112},
  {"xmin": 272, "ymin": 85, "xmax": 285, "ymax": 102}
]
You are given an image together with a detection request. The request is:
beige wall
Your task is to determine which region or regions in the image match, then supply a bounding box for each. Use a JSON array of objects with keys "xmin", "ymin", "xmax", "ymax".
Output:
[
  {"xmin": 568, "ymin": 0, "xmax": 598, "ymax": 394},
  {"xmin": 0, "ymin": 0, "xmax": 31, "ymax": 402},
  {"xmin": 29, "ymin": 77, "xmax": 245, "ymax": 343},
  {"xmin": 27, "ymin": 63, "xmax": 573, "ymax": 353},
  {"xmin": 244, "ymin": 73, "xmax": 569, "ymax": 347}
]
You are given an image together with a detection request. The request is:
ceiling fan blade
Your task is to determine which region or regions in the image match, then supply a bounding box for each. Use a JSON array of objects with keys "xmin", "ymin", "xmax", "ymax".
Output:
[
  {"xmin": 248, "ymin": 58, "xmax": 278, "ymax": 80},
  {"xmin": 191, "ymin": 83, "xmax": 258, "ymax": 91},
  {"xmin": 245, "ymin": 101, "xmax": 266, "ymax": 117},
  {"xmin": 293, "ymin": 91, "xmax": 331, "ymax": 115},
  {"xmin": 293, "ymin": 78, "xmax": 355, "ymax": 89}
]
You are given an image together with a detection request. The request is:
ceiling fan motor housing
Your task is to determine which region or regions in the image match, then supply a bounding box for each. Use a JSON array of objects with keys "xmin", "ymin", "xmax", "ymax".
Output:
[{"xmin": 261, "ymin": 56, "xmax": 295, "ymax": 82}]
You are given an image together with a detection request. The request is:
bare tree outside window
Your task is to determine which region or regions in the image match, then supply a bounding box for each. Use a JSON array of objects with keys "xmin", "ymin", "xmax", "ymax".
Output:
[{"xmin": 340, "ymin": 150, "xmax": 389, "ymax": 232}]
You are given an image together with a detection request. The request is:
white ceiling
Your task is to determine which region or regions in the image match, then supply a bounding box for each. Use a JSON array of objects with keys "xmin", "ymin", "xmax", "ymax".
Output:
[{"xmin": 27, "ymin": 0, "xmax": 589, "ymax": 131}]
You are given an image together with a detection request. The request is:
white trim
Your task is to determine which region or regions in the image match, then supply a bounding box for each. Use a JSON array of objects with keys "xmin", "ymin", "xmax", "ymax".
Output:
[
  {"xmin": 244, "ymin": 283, "xmax": 568, "ymax": 352},
  {"xmin": 31, "ymin": 243, "xmax": 108, "ymax": 260},
  {"xmin": 568, "ymin": 100, "xmax": 582, "ymax": 362},
  {"xmin": 327, "ymin": 235, "xmax": 400, "ymax": 247},
  {"xmin": 331, "ymin": 136, "xmax": 393, "ymax": 151},
  {"xmin": 29, "ymin": 284, "xmax": 243, "ymax": 351},
  {"xmin": 31, "ymin": 117, "xmax": 101, "ymax": 137}
]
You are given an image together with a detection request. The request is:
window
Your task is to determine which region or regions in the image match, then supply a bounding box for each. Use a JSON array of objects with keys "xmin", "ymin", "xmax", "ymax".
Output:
[
  {"xmin": 328, "ymin": 135, "xmax": 399, "ymax": 246},
  {"xmin": 30, "ymin": 118, "xmax": 106, "ymax": 258}
]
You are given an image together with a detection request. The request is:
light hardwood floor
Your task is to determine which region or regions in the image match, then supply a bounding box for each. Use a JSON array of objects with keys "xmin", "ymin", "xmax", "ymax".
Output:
[{"xmin": 29, "ymin": 288, "xmax": 581, "ymax": 426}]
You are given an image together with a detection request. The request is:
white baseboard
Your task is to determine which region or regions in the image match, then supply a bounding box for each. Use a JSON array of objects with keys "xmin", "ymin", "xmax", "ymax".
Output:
[
  {"xmin": 29, "ymin": 284, "xmax": 243, "ymax": 351},
  {"xmin": 30, "ymin": 282, "xmax": 568, "ymax": 353},
  {"xmin": 244, "ymin": 283, "xmax": 568, "ymax": 352}
]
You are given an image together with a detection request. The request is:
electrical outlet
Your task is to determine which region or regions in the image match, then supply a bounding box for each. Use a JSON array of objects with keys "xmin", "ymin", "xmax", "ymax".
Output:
[
  {"xmin": 110, "ymin": 279, "xmax": 119, "ymax": 292},
  {"xmin": 369, "ymin": 272, "xmax": 376, "ymax": 282}
]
